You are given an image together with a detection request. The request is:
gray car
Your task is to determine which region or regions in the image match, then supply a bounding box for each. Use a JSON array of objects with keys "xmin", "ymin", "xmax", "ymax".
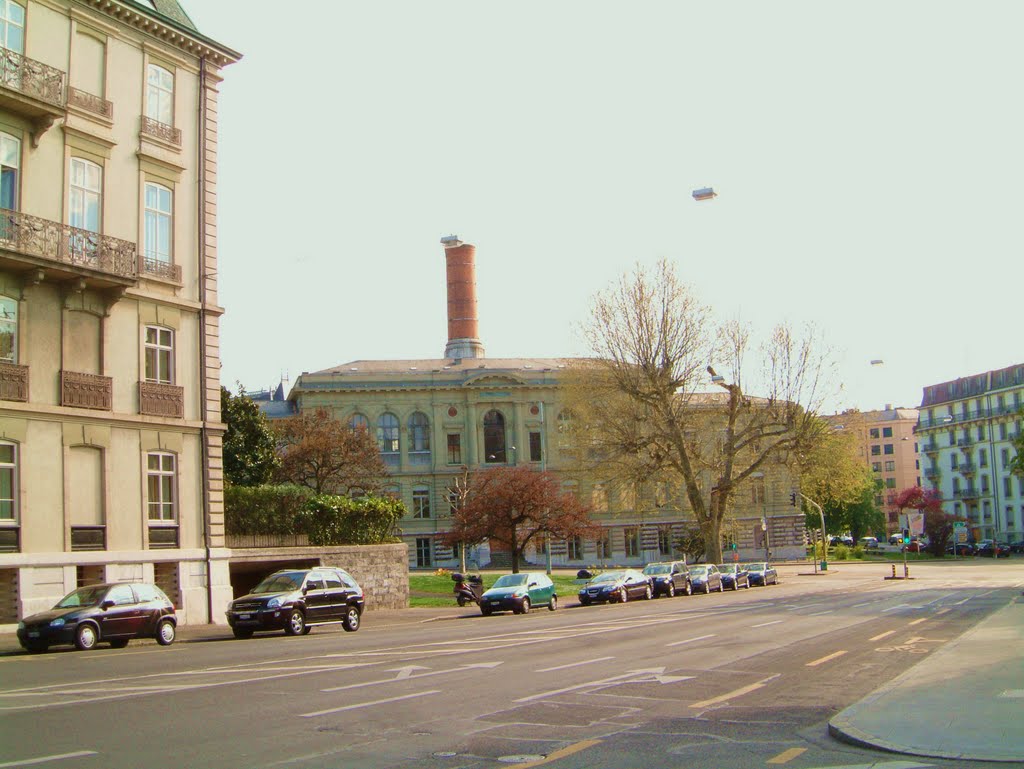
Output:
[{"xmin": 688, "ymin": 564, "xmax": 724, "ymax": 593}]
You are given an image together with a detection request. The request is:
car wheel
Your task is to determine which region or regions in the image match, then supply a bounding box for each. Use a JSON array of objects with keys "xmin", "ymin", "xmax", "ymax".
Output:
[
  {"xmin": 156, "ymin": 618, "xmax": 176, "ymax": 646},
  {"xmin": 548, "ymin": 595, "xmax": 558, "ymax": 611},
  {"xmin": 644, "ymin": 585, "xmax": 653, "ymax": 600},
  {"xmin": 731, "ymin": 580, "xmax": 738, "ymax": 591},
  {"xmin": 703, "ymin": 582, "xmax": 710, "ymax": 594},
  {"xmin": 684, "ymin": 581, "xmax": 693, "ymax": 596},
  {"xmin": 457, "ymin": 596, "xmax": 467, "ymax": 607},
  {"xmin": 520, "ymin": 598, "xmax": 531, "ymax": 615},
  {"xmin": 284, "ymin": 609, "xmax": 305, "ymax": 636},
  {"xmin": 718, "ymin": 581, "xmax": 724, "ymax": 593},
  {"xmin": 744, "ymin": 580, "xmax": 751, "ymax": 589},
  {"xmin": 619, "ymin": 587, "xmax": 628, "ymax": 603},
  {"xmin": 579, "ymin": 597, "xmax": 591, "ymax": 606},
  {"xmin": 302, "ymin": 626, "xmax": 312, "ymax": 635},
  {"xmin": 108, "ymin": 638, "xmax": 130, "ymax": 649},
  {"xmin": 75, "ymin": 623, "xmax": 98, "ymax": 651},
  {"xmin": 232, "ymin": 628, "xmax": 253, "ymax": 639},
  {"xmin": 666, "ymin": 582, "xmax": 676, "ymax": 598},
  {"xmin": 342, "ymin": 606, "xmax": 361, "ymax": 632}
]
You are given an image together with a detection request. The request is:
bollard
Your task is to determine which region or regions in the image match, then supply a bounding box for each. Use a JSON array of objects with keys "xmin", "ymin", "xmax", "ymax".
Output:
[
  {"xmin": 891, "ymin": 564, "xmax": 896, "ymax": 578},
  {"xmin": 904, "ymin": 563, "xmax": 909, "ymax": 579}
]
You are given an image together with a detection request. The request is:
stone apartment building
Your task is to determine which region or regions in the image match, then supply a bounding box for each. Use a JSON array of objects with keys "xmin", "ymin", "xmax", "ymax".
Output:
[
  {"xmin": 0, "ymin": 0, "xmax": 239, "ymax": 625},
  {"xmin": 916, "ymin": 364, "xmax": 1024, "ymax": 543},
  {"xmin": 286, "ymin": 238, "xmax": 806, "ymax": 569}
]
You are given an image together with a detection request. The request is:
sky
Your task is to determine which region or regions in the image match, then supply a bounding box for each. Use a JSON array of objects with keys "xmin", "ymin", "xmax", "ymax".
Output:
[{"xmin": 190, "ymin": 1, "xmax": 1021, "ymax": 415}]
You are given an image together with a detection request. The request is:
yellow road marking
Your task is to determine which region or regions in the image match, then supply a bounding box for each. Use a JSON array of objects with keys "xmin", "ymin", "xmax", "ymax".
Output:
[
  {"xmin": 908, "ymin": 618, "xmax": 928, "ymax": 626},
  {"xmin": 512, "ymin": 740, "xmax": 602, "ymax": 768},
  {"xmin": 870, "ymin": 630, "xmax": 896, "ymax": 641},
  {"xmin": 767, "ymin": 747, "xmax": 807, "ymax": 764},
  {"xmin": 689, "ymin": 675, "xmax": 780, "ymax": 708},
  {"xmin": 806, "ymin": 650, "xmax": 847, "ymax": 667}
]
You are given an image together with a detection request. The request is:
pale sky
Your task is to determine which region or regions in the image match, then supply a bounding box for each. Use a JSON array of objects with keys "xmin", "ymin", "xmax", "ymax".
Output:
[{"xmin": 191, "ymin": 1, "xmax": 1021, "ymax": 414}]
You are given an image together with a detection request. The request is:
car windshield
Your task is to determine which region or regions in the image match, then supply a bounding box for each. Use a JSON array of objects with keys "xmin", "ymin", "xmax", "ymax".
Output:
[
  {"xmin": 591, "ymin": 571, "xmax": 624, "ymax": 583},
  {"xmin": 251, "ymin": 573, "xmax": 304, "ymax": 594},
  {"xmin": 643, "ymin": 564, "xmax": 671, "ymax": 575},
  {"xmin": 744, "ymin": 563, "xmax": 765, "ymax": 571},
  {"xmin": 689, "ymin": 566, "xmax": 708, "ymax": 576},
  {"xmin": 54, "ymin": 585, "xmax": 110, "ymax": 608},
  {"xmin": 492, "ymin": 574, "xmax": 528, "ymax": 588},
  {"xmin": 718, "ymin": 565, "xmax": 738, "ymax": 573}
]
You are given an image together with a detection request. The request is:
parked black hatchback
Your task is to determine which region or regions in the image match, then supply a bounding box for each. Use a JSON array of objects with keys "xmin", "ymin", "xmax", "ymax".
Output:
[
  {"xmin": 17, "ymin": 582, "xmax": 177, "ymax": 653},
  {"xmin": 226, "ymin": 568, "xmax": 364, "ymax": 639}
]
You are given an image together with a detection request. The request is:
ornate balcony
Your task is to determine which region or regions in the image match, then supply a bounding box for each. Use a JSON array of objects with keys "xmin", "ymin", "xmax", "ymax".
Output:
[
  {"xmin": 140, "ymin": 115, "xmax": 181, "ymax": 147},
  {"xmin": 0, "ymin": 361, "xmax": 28, "ymax": 402},
  {"xmin": 60, "ymin": 370, "xmax": 111, "ymax": 410},
  {"xmin": 138, "ymin": 381, "xmax": 184, "ymax": 418},
  {"xmin": 0, "ymin": 47, "xmax": 65, "ymax": 145},
  {"xmin": 66, "ymin": 87, "xmax": 112, "ymax": 120},
  {"xmin": 953, "ymin": 488, "xmax": 984, "ymax": 500},
  {"xmin": 923, "ymin": 466, "xmax": 940, "ymax": 480},
  {"xmin": 958, "ymin": 462, "xmax": 976, "ymax": 475},
  {"xmin": 921, "ymin": 441, "xmax": 939, "ymax": 454},
  {"xmin": 0, "ymin": 209, "xmax": 137, "ymax": 289},
  {"xmin": 138, "ymin": 254, "xmax": 181, "ymax": 282}
]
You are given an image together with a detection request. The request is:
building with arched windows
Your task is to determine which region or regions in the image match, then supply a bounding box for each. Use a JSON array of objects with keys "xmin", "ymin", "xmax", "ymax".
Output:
[
  {"xmin": 286, "ymin": 239, "xmax": 806, "ymax": 569},
  {"xmin": 0, "ymin": 0, "xmax": 239, "ymax": 626}
]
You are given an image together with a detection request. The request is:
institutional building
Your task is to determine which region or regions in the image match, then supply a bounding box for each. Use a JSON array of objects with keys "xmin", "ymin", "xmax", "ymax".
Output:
[
  {"xmin": 915, "ymin": 364, "xmax": 1023, "ymax": 543},
  {"xmin": 0, "ymin": 0, "xmax": 239, "ymax": 626},
  {"xmin": 287, "ymin": 238, "xmax": 805, "ymax": 569}
]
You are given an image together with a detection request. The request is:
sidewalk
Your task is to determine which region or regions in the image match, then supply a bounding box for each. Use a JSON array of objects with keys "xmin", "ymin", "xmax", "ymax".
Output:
[{"xmin": 829, "ymin": 595, "xmax": 1024, "ymax": 763}]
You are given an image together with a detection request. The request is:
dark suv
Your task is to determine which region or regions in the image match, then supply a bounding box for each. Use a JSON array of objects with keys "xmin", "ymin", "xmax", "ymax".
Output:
[
  {"xmin": 226, "ymin": 567, "xmax": 364, "ymax": 639},
  {"xmin": 642, "ymin": 561, "xmax": 693, "ymax": 597},
  {"xmin": 17, "ymin": 582, "xmax": 177, "ymax": 653}
]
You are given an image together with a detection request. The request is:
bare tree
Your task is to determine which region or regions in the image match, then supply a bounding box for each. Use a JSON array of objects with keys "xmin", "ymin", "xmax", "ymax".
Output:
[{"xmin": 570, "ymin": 259, "xmax": 833, "ymax": 563}]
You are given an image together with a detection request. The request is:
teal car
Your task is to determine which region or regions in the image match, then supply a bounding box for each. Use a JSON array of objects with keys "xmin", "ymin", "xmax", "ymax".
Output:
[{"xmin": 480, "ymin": 572, "xmax": 557, "ymax": 615}]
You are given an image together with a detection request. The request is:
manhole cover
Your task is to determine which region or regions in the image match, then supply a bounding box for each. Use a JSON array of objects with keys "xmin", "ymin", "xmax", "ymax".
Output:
[{"xmin": 498, "ymin": 756, "xmax": 546, "ymax": 764}]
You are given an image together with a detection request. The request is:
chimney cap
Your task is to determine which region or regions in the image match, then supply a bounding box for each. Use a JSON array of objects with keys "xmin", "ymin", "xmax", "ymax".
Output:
[{"xmin": 440, "ymin": 235, "xmax": 463, "ymax": 247}]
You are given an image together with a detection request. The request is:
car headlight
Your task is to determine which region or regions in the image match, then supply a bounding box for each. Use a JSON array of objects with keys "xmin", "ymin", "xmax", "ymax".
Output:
[
  {"xmin": 49, "ymin": 618, "xmax": 65, "ymax": 628},
  {"xmin": 267, "ymin": 597, "xmax": 282, "ymax": 609},
  {"xmin": 17, "ymin": 621, "xmax": 24, "ymax": 630}
]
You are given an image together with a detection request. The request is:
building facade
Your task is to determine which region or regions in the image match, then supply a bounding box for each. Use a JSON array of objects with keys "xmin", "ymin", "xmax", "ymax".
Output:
[
  {"xmin": 916, "ymin": 364, "xmax": 1023, "ymax": 543},
  {"xmin": 287, "ymin": 239, "xmax": 806, "ymax": 569},
  {"xmin": 0, "ymin": 0, "xmax": 239, "ymax": 626}
]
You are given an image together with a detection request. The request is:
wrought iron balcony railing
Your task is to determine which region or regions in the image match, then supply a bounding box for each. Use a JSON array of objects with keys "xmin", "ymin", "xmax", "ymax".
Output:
[
  {"xmin": 0, "ymin": 208, "xmax": 137, "ymax": 280},
  {"xmin": 60, "ymin": 370, "xmax": 112, "ymax": 410},
  {"xmin": 0, "ymin": 361, "xmax": 28, "ymax": 402},
  {"xmin": 0, "ymin": 47, "xmax": 65, "ymax": 108},
  {"xmin": 138, "ymin": 254, "xmax": 181, "ymax": 282},
  {"xmin": 67, "ymin": 87, "xmax": 112, "ymax": 119},
  {"xmin": 140, "ymin": 115, "xmax": 181, "ymax": 146},
  {"xmin": 138, "ymin": 381, "xmax": 184, "ymax": 418}
]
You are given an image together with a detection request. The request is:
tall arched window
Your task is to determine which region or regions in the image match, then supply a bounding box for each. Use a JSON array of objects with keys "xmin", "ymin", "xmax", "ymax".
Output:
[
  {"xmin": 483, "ymin": 409, "xmax": 506, "ymax": 463},
  {"xmin": 377, "ymin": 412, "xmax": 399, "ymax": 468},
  {"xmin": 408, "ymin": 412, "xmax": 431, "ymax": 466},
  {"xmin": 557, "ymin": 409, "xmax": 574, "ymax": 449},
  {"xmin": 348, "ymin": 413, "xmax": 369, "ymax": 432}
]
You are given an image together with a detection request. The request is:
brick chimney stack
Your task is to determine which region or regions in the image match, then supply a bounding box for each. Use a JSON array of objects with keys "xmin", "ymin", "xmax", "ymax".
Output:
[{"xmin": 441, "ymin": 236, "xmax": 485, "ymax": 360}]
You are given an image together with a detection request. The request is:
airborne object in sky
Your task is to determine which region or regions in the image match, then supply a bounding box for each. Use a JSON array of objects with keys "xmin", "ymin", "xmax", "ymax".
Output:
[{"xmin": 692, "ymin": 187, "xmax": 717, "ymax": 201}]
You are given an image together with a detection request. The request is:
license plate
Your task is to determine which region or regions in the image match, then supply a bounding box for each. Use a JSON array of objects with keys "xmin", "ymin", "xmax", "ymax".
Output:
[
  {"xmin": 28, "ymin": 631, "xmax": 39, "ymax": 638},
  {"xmin": 238, "ymin": 614, "xmax": 251, "ymax": 620},
  {"xmin": 490, "ymin": 601, "xmax": 500, "ymax": 606}
]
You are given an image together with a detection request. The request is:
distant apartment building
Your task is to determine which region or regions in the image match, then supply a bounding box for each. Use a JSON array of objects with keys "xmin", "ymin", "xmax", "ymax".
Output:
[
  {"xmin": 0, "ymin": 0, "xmax": 239, "ymax": 625},
  {"xmin": 916, "ymin": 364, "xmax": 1023, "ymax": 543}
]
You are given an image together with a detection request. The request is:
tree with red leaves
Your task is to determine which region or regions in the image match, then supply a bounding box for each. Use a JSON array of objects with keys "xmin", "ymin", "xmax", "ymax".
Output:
[
  {"xmin": 443, "ymin": 465, "xmax": 596, "ymax": 573},
  {"xmin": 891, "ymin": 486, "xmax": 961, "ymax": 556}
]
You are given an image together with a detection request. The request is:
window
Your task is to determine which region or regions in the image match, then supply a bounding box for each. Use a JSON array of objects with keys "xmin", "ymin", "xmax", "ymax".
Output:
[
  {"xmin": 884, "ymin": 460, "xmax": 895, "ymax": 472},
  {"xmin": 885, "ymin": 477, "xmax": 896, "ymax": 489},
  {"xmin": 529, "ymin": 431, "xmax": 542, "ymax": 462},
  {"xmin": 415, "ymin": 537, "xmax": 432, "ymax": 568},
  {"xmin": 146, "ymin": 63, "xmax": 174, "ymax": 125},
  {"xmin": 0, "ymin": 1, "xmax": 24, "ymax": 54},
  {"xmin": 595, "ymin": 531, "xmax": 611, "ymax": 559},
  {"xmin": 447, "ymin": 490, "xmax": 459, "ymax": 514},
  {"xmin": 869, "ymin": 428, "xmax": 879, "ymax": 439},
  {"xmin": 1003, "ymin": 448, "xmax": 1012, "ymax": 469},
  {"xmin": 999, "ymin": 423, "xmax": 1008, "ymax": 441},
  {"xmin": 0, "ymin": 131, "xmax": 19, "ymax": 210},
  {"xmin": 658, "ymin": 526, "xmax": 672, "ymax": 556},
  {"xmin": 144, "ymin": 326, "xmax": 173, "ymax": 384},
  {"xmin": 567, "ymin": 535, "xmax": 582, "ymax": 561},
  {"xmin": 483, "ymin": 409, "xmax": 506, "ymax": 463},
  {"xmin": 882, "ymin": 427, "xmax": 893, "ymax": 438},
  {"xmin": 0, "ymin": 441, "xmax": 16, "ymax": 522},
  {"xmin": 408, "ymin": 412, "xmax": 430, "ymax": 465},
  {"xmin": 883, "ymin": 444, "xmax": 894, "ymax": 455},
  {"xmin": 446, "ymin": 433, "xmax": 461, "ymax": 465},
  {"xmin": 979, "ymin": 449, "xmax": 988, "ymax": 468},
  {"xmin": 146, "ymin": 452, "xmax": 176, "ymax": 521},
  {"xmin": 348, "ymin": 413, "xmax": 369, "ymax": 432},
  {"xmin": 624, "ymin": 527, "xmax": 639, "ymax": 557},
  {"xmin": 1004, "ymin": 477, "xmax": 1012, "ymax": 497},
  {"xmin": 412, "ymin": 486, "xmax": 431, "ymax": 519},
  {"xmin": 0, "ymin": 296, "xmax": 16, "ymax": 363},
  {"xmin": 950, "ymin": 454, "xmax": 959, "ymax": 470},
  {"xmin": 591, "ymin": 483, "xmax": 608, "ymax": 512},
  {"xmin": 751, "ymin": 477, "xmax": 765, "ymax": 505},
  {"xmin": 377, "ymin": 413, "xmax": 399, "ymax": 467},
  {"xmin": 143, "ymin": 182, "xmax": 172, "ymax": 264},
  {"xmin": 871, "ymin": 462, "xmax": 881, "ymax": 472},
  {"xmin": 556, "ymin": 410, "xmax": 574, "ymax": 449},
  {"xmin": 870, "ymin": 445, "xmax": 881, "ymax": 456},
  {"xmin": 69, "ymin": 158, "xmax": 102, "ymax": 233}
]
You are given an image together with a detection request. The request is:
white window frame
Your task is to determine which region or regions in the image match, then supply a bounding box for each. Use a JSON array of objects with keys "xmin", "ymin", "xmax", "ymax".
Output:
[
  {"xmin": 146, "ymin": 63, "xmax": 174, "ymax": 126},
  {"xmin": 412, "ymin": 486, "xmax": 431, "ymax": 519},
  {"xmin": 143, "ymin": 181, "xmax": 172, "ymax": 264},
  {"xmin": 69, "ymin": 157, "xmax": 102, "ymax": 233},
  {"xmin": 0, "ymin": 131, "xmax": 19, "ymax": 211},
  {"xmin": 146, "ymin": 451, "xmax": 176, "ymax": 522},
  {"xmin": 415, "ymin": 537, "xmax": 432, "ymax": 568},
  {"xmin": 144, "ymin": 325, "xmax": 174, "ymax": 384},
  {"xmin": 0, "ymin": 295, "xmax": 16, "ymax": 364},
  {"xmin": 0, "ymin": 1, "xmax": 24, "ymax": 55},
  {"xmin": 0, "ymin": 440, "xmax": 17, "ymax": 523}
]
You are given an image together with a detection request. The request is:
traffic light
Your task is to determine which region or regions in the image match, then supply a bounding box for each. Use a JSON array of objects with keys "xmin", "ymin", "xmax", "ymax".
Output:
[
  {"xmin": 730, "ymin": 542, "xmax": 737, "ymax": 551},
  {"xmin": 902, "ymin": 528, "xmax": 911, "ymax": 545},
  {"xmin": 789, "ymin": 492, "xmax": 797, "ymax": 507}
]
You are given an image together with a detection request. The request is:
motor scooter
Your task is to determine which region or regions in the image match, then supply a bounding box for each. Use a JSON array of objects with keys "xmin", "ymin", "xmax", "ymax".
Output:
[{"xmin": 452, "ymin": 573, "xmax": 483, "ymax": 607}]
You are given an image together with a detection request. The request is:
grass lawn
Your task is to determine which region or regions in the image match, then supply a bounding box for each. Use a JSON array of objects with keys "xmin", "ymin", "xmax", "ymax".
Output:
[{"xmin": 409, "ymin": 572, "xmax": 588, "ymax": 607}]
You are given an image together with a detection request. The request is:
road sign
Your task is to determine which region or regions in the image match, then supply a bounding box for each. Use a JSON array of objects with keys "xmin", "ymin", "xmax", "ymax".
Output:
[
  {"xmin": 908, "ymin": 512, "xmax": 925, "ymax": 536},
  {"xmin": 955, "ymin": 528, "xmax": 969, "ymax": 544}
]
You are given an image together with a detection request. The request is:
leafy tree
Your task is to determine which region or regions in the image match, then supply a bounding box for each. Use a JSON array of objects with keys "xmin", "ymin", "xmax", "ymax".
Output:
[
  {"xmin": 891, "ymin": 486, "xmax": 955, "ymax": 555},
  {"xmin": 810, "ymin": 485, "xmax": 885, "ymax": 543},
  {"xmin": 221, "ymin": 386, "xmax": 280, "ymax": 487},
  {"xmin": 274, "ymin": 408, "xmax": 388, "ymax": 495},
  {"xmin": 570, "ymin": 259, "xmax": 833, "ymax": 563},
  {"xmin": 443, "ymin": 465, "xmax": 595, "ymax": 573},
  {"xmin": 1010, "ymin": 408, "xmax": 1024, "ymax": 478}
]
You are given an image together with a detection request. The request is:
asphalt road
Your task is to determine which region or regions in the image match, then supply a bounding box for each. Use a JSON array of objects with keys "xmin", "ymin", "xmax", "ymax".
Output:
[{"xmin": 1, "ymin": 561, "xmax": 1021, "ymax": 769}]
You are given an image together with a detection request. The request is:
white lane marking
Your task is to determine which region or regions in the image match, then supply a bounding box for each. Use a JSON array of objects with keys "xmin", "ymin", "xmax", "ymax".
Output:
[
  {"xmin": 999, "ymin": 690, "xmax": 1024, "ymax": 698},
  {"xmin": 320, "ymin": 662, "xmax": 501, "ymax": 692},
  {"xmin": 537, "ymin": 656, "xmax": 614, "ymax": 673},
  {"xmin": 514, "ymin": 667, "xmax": 673, "ymax": 703},
  {"xmin": 870, "ymin": 630, "xmax": 897, "ymax": 641},
  {"xmin": 806, "ymin": 650, "xmax": 847, "ymax": 667},
  {"xmin": 808, "ymin": 610, "xmax": 834, "ymax": 616},
  {"xmin": 934, "ymin": 608, "xmax": 951, "ymax": 616},
  {"xmin": 976, "ymin": 589, "xmax": 996, "ymax": 598},
  {"xmin": 908, "ymin": 618, "xmax": 928, "ymax": 626},
  {"xmin": 689, "ymin": 674, "xmax": 781, "ymax": 708},
  {"xmin": 300, "ymin": 689, "xmax": 440, "ymax": 718},
  {"xmin": 953, "ymin": 597, "xmax": 971, "ymax": 605},
  {"xmin": 850, "ymin": 602, "xmax": 872, "ymax": 608},
  {"xmin": 0, "ymin": 753, "xmax": 98, "ymax": 768},
  {"xmin": 751, "ymin": 620, "xmax": 783, "ymax": 628},
  {"xmin": 666, "ymin": 634, "xmax": 716, "ymax": 647},
  {"xmin": 794, "ymin": 762, "xmax": 934, "ymax": 769}
]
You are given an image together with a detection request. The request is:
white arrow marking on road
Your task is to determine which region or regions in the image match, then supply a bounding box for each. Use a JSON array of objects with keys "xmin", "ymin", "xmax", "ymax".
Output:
[
  {"xmin": 320, "ymin": 662, "xmax": 502, "ymax": 692},
  {"xmin": 0, "ymin": 752, "xmax": 99, "ymax": 768},
  {"xmin": 514, "ymin": 667, "xmax": 690, "ymax": 703},
  {"xmin": 390, "ymin": 665, "xmax": 430, "ymax": 679},
  {"xmin": 300, "ymin": 690, "xmax": 440, "ymax": 718}
]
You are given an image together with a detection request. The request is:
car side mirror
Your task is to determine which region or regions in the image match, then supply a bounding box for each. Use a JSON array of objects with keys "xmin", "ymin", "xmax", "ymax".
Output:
[
  {"xmin": 529, "ymin": 582, "xmax": 538, "ymax": 588},
  {"xmin": 101, "ymin": 600, "xmax": 115, "ymax": 610},
  {"xmin": 301, "ymin": 586, "xmax": 309, "ymax": 594}
]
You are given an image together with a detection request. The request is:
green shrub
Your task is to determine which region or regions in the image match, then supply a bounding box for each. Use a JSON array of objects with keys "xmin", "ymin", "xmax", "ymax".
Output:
[
  {"xmin": 833, "ymin": 544, "xmax": 850, "ymax": 560},
  {"xmin": 852, "ymin": 544, "xmax": 865, "ymax": 559},
  {"xmin": 225, "ymin": 484, "xmax": 313, "ymax": 535},
  {"xmin": 298, "ymin": 494, "xmax": 405, "ymax": 545}
]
